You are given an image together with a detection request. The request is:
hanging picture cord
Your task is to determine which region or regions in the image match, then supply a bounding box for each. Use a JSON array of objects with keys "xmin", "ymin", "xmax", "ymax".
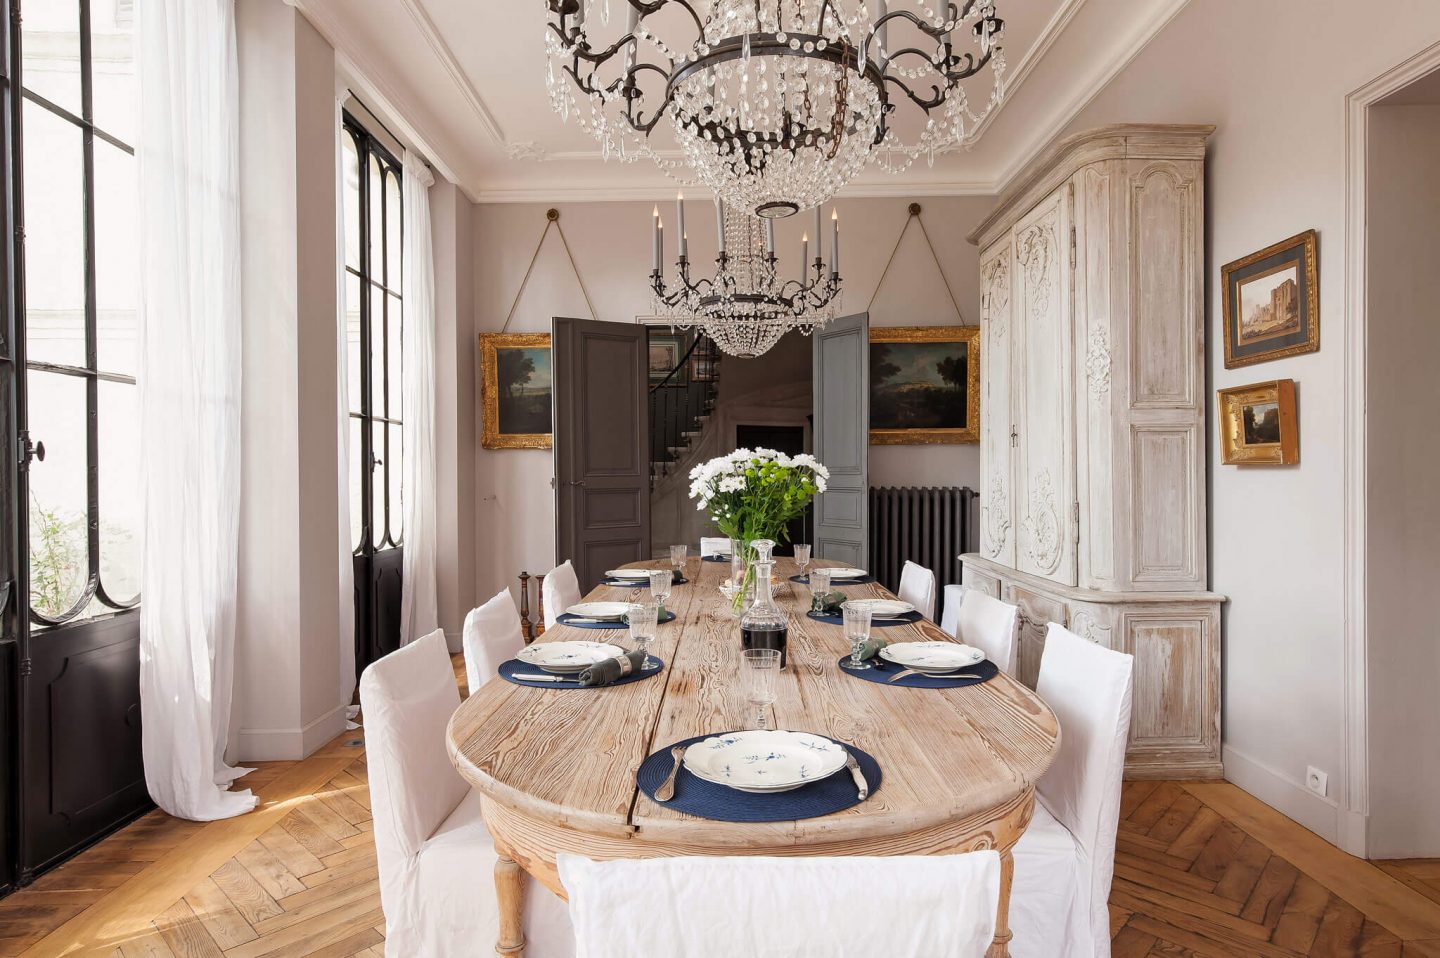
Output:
[
  {"xmin": 866, "ymin": 203, "xmax": 968, "ymax": 325},
  {"xmin": 500, "ymin": 208, "xmax": 599, "ymax": 331}
]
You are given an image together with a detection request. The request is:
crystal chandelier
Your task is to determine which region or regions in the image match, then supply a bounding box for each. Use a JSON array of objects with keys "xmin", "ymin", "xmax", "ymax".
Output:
[
  {"xmin": 651, "ymin": 194, "xmax": 841, "ymax": 357},
  {"xmin": 544, "ymin": 0, "xmax": 1005, "ymax": 217}
]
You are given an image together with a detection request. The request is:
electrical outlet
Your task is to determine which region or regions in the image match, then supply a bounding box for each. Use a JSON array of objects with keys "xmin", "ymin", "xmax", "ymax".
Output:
[{"xmin": 1306, "ymin": 766, "xmax": 1329, "ymax": 798}]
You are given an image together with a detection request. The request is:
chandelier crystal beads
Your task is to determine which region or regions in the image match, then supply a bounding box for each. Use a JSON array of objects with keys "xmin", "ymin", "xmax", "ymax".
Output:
[{"xmin": 544, "ymin": 0, "xmax": 1006, "ymax": 216}]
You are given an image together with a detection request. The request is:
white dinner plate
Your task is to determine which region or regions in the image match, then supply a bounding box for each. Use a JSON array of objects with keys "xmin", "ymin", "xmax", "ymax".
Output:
[
  {"xmin": 515, "ymin": 640, "xmax": 626, "ymax": 674},
  {"xmin": 879, "ymin": 641, "xmax": 985, "ymax": 673},
  {"xmin": 565, "ymin": 601, "xmax": 633, "ymax": 621},
  {"xmin": 604, "ymin": 568, "xmax": 653, "ymax": 580},
  {"xmin": 820, "ymin": 567, "xmax": 867, "ymax": 580},
  {"xmin": 843, "ymin": 598, "xmax": 915, "ymax": 617},
  {"xmin": 682, "ymin": 730, "xmax": 848, "ymax": 793}
]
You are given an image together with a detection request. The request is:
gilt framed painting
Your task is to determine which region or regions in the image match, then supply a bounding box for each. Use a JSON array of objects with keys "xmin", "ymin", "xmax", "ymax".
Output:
[
  {"xmin": 1218, "ymin": 379, "xmax": 1298, "ymax": 465},
  {"xmin": 1222, "ymin": 230, "xmax": 1319, "ymax": 368},
  {"xmin": 480, "ymin": 332, "xmax": 553, "ymax": 450},
  {"xmin": 868, "ymin": 325, "xmax": 980, "ymax": 444},
  {"xmin": 648, "ymin": 330, "xmax": 688, "ymax": 387}
]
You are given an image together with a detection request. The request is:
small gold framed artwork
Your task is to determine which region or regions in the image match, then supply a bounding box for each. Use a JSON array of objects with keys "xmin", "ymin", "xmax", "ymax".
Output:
[
  {"xmin": 480, "ymin": 332, "xmax": 553, "ymax": 450},
  {"xmin": 1222, "ymin": 230, "xmax": 1319, "ymax": 368},
  {"xmin": 1218, "ymin": 379, "xmax": 1298, "ymax": 465},
  {"xmin": 868, "ymin": 325, "xmax": 980, "ymax": 445}
]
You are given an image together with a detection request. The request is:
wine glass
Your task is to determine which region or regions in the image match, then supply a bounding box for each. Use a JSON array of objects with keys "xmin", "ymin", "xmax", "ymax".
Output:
[
  {"xmin": 793, "ymin": 543, "xmax": 811, "ymax": 581},
  {"xmin": 809, "ymin": 567, "xmax": 832, "ymax": 600},
  {"xmin": 629, "ymin": 600, "xmax": 661, "ymax": 670},
  {"xmin": 840, "ymin": 601, "xmax": 874, "ymax": 671},
  {"xmin": 669, "ymin": 544, "xmax": 688, "ymax": 580},
  {"xmin": 648, "ymin": 569, "xmax": 672, "ymax": 613},
  {"xmin": 740, "ymin": 647, "xmax": 781, "ymax": 730}
]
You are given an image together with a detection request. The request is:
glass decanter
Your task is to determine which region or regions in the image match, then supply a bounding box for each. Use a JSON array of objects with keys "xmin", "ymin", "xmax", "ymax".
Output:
[{"xmin": 739, "ymin": 540, "xmax": 788, "ymax": 670}]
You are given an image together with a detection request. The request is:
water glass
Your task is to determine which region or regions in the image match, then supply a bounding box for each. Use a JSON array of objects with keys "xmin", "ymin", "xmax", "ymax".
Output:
[
  {"xmin": 793, "ymin": 543, "xmax": 811, "ymax": 579},
  {"xmin": 740, "ymin": 647, "xmax": 782, "ymax": 730},
  {"xmin": 629, "ymin": 600, "xmax": 661, "ymax": 669},
  {"xmin": 669, "ymin": 544, "xmax": 688, "ymax": 577},
  {"xmin": 840, "ymin": 601, "xmax": 874, "ymax": 671},
  {"xmin": 809, "ymin": 567, "xmax": 832, "ymax": 598},
  {"xmin": 648, "ymin": 569, "xmax": 672, "ymax": 610}
]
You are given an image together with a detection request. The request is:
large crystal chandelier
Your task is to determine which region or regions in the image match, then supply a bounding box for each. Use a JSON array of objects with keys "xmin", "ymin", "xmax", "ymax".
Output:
[
  {"xmin": 651, "ymin": 195, "xmax": 841, "ymax": 357},
  {"xmin": 544, "ymin": 0, "xmax": 1005, "ymax": 217}
]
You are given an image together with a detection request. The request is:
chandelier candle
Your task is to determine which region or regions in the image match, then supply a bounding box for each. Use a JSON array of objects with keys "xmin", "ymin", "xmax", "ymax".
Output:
[
  {"xmin": 652, "ymin": 207, "xmax": 661, "ymax": 274},
  {"xmin": 676, "ymin": 192, "xmax": 687, "ymax": 258},
  {"xmin": 831, "ymin": 210, "xmax": 840, "ymax": 277},
  {"xmin": 715, "ymin": 198, "xmax": 726, "ymax": 253}
]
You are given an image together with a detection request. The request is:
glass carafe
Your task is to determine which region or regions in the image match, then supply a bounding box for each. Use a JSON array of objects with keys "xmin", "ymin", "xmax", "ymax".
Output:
[{"xmin": 739, "ymin": 549, "xmax": 788, "ymax": 670}]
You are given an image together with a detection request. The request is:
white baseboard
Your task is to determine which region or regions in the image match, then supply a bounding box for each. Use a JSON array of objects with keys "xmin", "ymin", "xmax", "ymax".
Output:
[
  {"xmin": 234, "ymin": 702, "xmax": 350, "ymax": 762},
  {"xmin": 1223, "ymin": 744, "xmax": 1340, "ymax": 845}
]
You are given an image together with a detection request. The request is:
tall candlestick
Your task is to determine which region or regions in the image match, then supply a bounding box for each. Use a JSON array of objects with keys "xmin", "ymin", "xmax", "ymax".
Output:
[
  {"xmin": 800, "ymin": 232, "xmax": 809, "ymax": 280},
  {"xmin": 715, "ymin": 198, "xmax": 726, "ymax": 253},
  {"xmin": 812, "ymin": 207, "xmax": 822, "ymax": 262},
  {"xmin": 765, "ymin": 219, "xmax": 775, "ymax": 257},
  {"xmin": 624, "ymin": 4, "xmax": 639, "ymax": 73},
  {"xmin": 831, "ymin": 208, "xmax": 840, "ymax": 276},
  {"xmin": 652, "ymin": 206, "xmax": 661, "ymax": 272},
  {"xmin": 676, "ymin": 192, "xmax": 687, "ymax": 257},
  {"xmin": 874, "ymin": 0, "xmax": 889, "ymax": 58}
]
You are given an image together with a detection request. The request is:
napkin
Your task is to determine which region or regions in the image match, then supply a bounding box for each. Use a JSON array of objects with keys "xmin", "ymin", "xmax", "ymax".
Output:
[
  {"xmin": 855, "ymin": 637, "xmax": 893, "ymax": 661},
  {"xmin": 810, "ymin": 590, "xmax": 849, "ymax": 616},
  {"xmin": 578, "ymin": 650, "xmax": 648, "ymax": 687}
]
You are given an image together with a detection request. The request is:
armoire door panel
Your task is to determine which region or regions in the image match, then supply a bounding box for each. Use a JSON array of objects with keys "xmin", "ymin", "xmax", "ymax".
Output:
[
  {"xmin": 1011, "ymin": 188, "xmax": 1077, "ymax": 587},
  {"xmin": 1074, "ymin": 164, "xmax": 1118, "ymax": 588},
  {"xmin": 1130, "ymin": 162, "xmax": 1199, "ymax": 408},
  {"xmin": 979, "ymin": 238, "xmax": 1015, "ymax": 567}
]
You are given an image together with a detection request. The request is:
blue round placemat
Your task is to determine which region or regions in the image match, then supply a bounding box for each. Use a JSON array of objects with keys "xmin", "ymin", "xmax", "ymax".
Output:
[
  {"xmin": 556, "ymin": 609, "xmax": 677, "ymax": 630},
  {"xmin": 600, "ymin": 576, "xmax": 688, "ymax": 587},
  {"xmin": 636, "ymin": 731, "xmax": 881, "ymax": 822},
  {"xmin": 789, "ymin": 573, "xmax": 875, "ymax": 585},
  {"xmin": 806, "ymin": 609, "xmax": 923, "ymax": 628},
  {"xmin": 498, "ymin": 657, "xmax": 665, "ymax": 690},
  {"xmin": 840, "ymin": 656, "xmax": 999, "ymax": 689}
]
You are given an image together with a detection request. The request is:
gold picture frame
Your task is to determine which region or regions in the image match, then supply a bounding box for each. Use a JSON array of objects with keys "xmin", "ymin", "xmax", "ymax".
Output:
[
  {"xmin": 1218, "ymin": 379, "xmax": 1298, "ymax": 465},
  {"xmin": 480, "ymin": 332, "xmax": 553, "ymax": 450},
  {"xmin": 868, "ymin": 325, "xmax": 980, "ymax": 445},
  {"xmin": 1222, "ymin": 229, "xmax": 1319, "ymax": 368}
]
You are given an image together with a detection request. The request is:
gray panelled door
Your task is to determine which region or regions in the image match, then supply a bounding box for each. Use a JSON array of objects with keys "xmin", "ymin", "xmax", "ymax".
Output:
[
  {"xmin": 553, "ymin": 318, "xmax": 651, "ymax": 590},
  {"xmin": 812, "ymin": 312, "xmax": 869, "ymax": 564}
]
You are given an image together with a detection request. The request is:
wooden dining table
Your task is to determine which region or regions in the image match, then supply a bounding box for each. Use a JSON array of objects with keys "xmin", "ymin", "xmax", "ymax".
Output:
[{"xmin": 447, "ymin": 557, "xmax": 1060, "ymax": 957}]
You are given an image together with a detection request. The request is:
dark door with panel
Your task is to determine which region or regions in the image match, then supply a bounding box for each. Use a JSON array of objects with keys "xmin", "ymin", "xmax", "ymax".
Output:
[
  {"xmin": 812, "ymin": 313, "xmax": 869, "ymax": 565},
  {"xmin": 553, "ymin": 318, "xmax": 650, "ymax": 590}
]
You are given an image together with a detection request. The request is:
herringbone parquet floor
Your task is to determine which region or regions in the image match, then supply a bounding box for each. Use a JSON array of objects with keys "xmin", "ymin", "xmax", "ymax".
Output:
[{"xmin": 2, "ymin": 657, "xmax": 1439, "ymax": 957}]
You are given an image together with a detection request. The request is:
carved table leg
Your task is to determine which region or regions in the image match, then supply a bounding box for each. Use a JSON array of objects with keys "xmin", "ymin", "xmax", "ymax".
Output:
[
  {"xmin": 494, "ymin": 854, "xmax": 527, "ymax": 957},
  {"xmin": 985, "ymin": 846, "xmax": 1015, "ymax": 958}
]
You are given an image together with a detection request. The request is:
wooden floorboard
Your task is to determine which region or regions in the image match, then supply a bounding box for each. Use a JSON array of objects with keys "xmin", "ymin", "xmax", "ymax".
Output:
[{"xmin": 1, "ymin": 655, "xmax": 1437, "ymax": 957}]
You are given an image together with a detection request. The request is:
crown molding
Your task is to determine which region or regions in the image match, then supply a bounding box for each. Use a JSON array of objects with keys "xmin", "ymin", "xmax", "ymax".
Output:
[
  {"xmin": 400, "ymin": 0, "xmax": 506, "ymax": 146},
  {"xmin": 963, "ymin": 0, "xmax": 1089, "ymax": 145},
  {"xmin": 471, "ymin": 177, "xmax": 996, "ymax": 204}
]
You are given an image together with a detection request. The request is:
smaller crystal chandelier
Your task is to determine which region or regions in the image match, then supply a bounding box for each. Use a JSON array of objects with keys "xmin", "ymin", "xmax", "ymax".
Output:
[{"xmin": 651, "ymin": 193, "xmax": 841, "ymax": 357}]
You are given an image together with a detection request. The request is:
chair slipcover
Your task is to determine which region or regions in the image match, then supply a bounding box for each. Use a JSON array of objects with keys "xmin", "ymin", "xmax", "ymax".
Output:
[
  {"xmin": 954, "ymin": 589, "xmax": 1021, "ymax": 676},
  {"xmin": 898, "ymin": 560, "xmax": 937, "ymax": 620},
  {"xmin": 462, "ymin": 589, "xmax": 526, "ymax": 696},
  {"xmin": 558, "ymin": 852, "xmax": 999, "ymax": 958},
  {"xmin": 699, "ymin": 536, "xmax": 732, "ymax": 557},
  {"xmin": 940, "ymin": 583, "xmax": 967, "ymax": 637},
  {"xmin": 543, "ymin": 560, "xmax": 582, "ymax": 631},
  {"xmin": 361, "ymin": 629, "xmax": 574, "ymax": 957},
  {"xmin": 1010, "ymin": 623, "xmax": 1134, "ymax": 958}
]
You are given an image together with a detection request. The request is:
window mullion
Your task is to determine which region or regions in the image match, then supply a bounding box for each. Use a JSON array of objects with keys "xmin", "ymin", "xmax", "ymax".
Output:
[{"xmin": 80, "ymin": 0, "xmax": 101, "ymax": 591}]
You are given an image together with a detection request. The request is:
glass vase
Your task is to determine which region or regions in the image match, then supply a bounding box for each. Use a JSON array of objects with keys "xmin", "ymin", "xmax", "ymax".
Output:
[{"xmin": 727, "ymin": 538, "xmax": 776, "ymax": 615}]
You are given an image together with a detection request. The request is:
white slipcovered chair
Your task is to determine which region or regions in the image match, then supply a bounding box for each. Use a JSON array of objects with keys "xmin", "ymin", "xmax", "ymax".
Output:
[
  {"xmin": 949, "ymin": 589, "xmax": 1021, "ymax": 676},
  {"xmin": 898, "ymin": 560, "xmax": 937, "ymax": 620},
  {"xmin": 940, "ymin": 583, "xmax": 967, "ymax": 636},
  {"xmin": 462, "ymin": 589, "xmax": 526, "ymax": 696},
  {"xmin": 1009, "ymin": 623, "xmax": 1134, "ymax": 958},
  {"xmin": 542, "ymin": 560, "xmax": 582, "ymax": 631},
  {"xmin": 559, "ymin": 851, "xmax": 1000, "ymax": 958},
  {"xmin": 699, "ymin": 536, "xmax": 732, "ymax": 557},
  {"xmin": 361, "ymin": 629, "xmax": 574, "ymax": 957}
]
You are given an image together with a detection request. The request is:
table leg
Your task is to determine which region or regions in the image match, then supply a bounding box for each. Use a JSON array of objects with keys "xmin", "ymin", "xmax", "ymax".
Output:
[
  {"xmin": 986, "ymin": 846, "xmax": 1014, "ymax": 958},
  {"xmin": 495, "ymin": 854, "xmax": 527, "ymax": 958}
]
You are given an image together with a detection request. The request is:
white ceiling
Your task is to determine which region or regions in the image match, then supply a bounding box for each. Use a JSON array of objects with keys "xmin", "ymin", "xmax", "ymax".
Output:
[{"xmin": 294, "ymin": 0, "xmax": 1191, "ymax": 202}]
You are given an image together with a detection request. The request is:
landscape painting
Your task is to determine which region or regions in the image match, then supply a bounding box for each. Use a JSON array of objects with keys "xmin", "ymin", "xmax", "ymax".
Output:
[
  {"xmin": 481, "ymin": 332, "xmax": 553, "ymax": 449},
  {"xmin": 868, "ymin": 326, "xmax": 980, "ymax": 445},
  {"xmin": 1218, "ymin": 379, "xmax": 1298, "ymax": 465},
  {"xmin": 1222, "ymin": 230, "xmax": 1319, "ymax": 368}
]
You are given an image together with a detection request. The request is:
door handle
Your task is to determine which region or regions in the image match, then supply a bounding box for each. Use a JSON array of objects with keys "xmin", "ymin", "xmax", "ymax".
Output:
[{"xmin": 568, "ymin": 480, "xmax": 586, "ymax": 486}]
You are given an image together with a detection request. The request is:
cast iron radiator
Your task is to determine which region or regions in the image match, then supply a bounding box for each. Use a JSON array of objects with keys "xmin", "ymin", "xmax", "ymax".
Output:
[{"xmin": 868, "ymin": 486, "xmax": 979, "ymax": 619}]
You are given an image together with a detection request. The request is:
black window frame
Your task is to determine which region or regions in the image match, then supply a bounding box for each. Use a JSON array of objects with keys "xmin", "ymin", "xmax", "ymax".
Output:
[{"xmin": 342, "ymin": 111, "xmax": 404, "ymax": 557}]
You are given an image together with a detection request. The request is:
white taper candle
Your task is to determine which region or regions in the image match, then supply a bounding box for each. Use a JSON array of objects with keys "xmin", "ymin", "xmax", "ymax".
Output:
[
  {"xmin": 652, "ymin": 206, "xmax": 661, "ymax": 272},
  {"xmin": 676, "ymin": 192, "xmax": 687, "ymax": 257},
  {"xmin": 831, "ymin": 209, "xmax": 840, "ymax": 276},
  {"xmin": 715, "ymin": 198, "xmax": 725, "ymax": 253}
]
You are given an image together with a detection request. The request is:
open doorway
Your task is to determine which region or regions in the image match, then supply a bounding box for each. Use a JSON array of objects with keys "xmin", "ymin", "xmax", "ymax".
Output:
[{"xmin": 646, "ymin": 327, "xmax": 814, "ymax": 558}]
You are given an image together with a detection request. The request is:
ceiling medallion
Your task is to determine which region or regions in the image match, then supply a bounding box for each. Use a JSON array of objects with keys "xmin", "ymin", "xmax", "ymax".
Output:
[
  {"xmin": 543, "ymin": 0, "xmax": 1006, "ymax": 216},
  {"xmin": 650, "ymin": 194, "xmax": 841, "ymax": 357}
]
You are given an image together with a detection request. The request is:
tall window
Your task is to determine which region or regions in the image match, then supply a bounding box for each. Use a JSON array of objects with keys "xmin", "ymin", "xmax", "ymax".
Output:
[
  {"xmin": 24, "ymin": 0, "xmax": 138, "ymax": 626},
  {"xmin": 342, "ymin": 113, "xmax": 403, "ymax": 557}
]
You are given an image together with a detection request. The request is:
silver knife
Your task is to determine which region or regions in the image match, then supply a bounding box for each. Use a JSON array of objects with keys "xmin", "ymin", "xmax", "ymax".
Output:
[
  {"xmin": 562, "ymin": 617, "xmax": 626, "ymax": 624},
  {"xmin": 844, "ymin": 748, "xmax": 869, "ymax": 800},
  {"xmin": 513, "ymin": 673, "xmax": 582, "ymax": 682},
  {"xmin": 888, "ymin": 669, "xmax": 981, "ymax": 683}
]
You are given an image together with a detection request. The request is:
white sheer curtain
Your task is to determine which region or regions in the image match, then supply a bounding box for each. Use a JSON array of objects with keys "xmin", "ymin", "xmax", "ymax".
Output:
[
  {"xmin": 136, "ymin": 0, "xmax": 255, "ymax": 820},
  {"xmin": 335, "ymin": 86, "xmax": 356, "ymax": 709},
  {"xmin": 399, "ymin": 152, "xmax": 438, "ymax": 645}
]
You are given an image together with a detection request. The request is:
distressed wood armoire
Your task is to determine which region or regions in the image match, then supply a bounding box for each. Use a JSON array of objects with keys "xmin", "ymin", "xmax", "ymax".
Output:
[{"xmin": 962, "ymin": 124, "xmax": 1224, "ymax": 779}]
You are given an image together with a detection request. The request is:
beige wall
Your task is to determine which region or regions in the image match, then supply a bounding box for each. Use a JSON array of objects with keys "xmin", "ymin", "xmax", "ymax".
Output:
[
  {"xmin": 1365, "ymin": 101, "xmax": 1440, "ymax": 858},
  {"xmin": 471, "ymin": 196, "xmax": 993, "ymax": 605},
  {"xmin": 1064, "ymin": 0, "xmax": 1440, "ymax": 847}
]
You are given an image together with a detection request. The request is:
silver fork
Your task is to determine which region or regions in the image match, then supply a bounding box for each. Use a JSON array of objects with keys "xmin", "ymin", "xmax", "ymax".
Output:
[{"xmin": 654, "ymin": 745, "xmax": 688, "ymax": 801}]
